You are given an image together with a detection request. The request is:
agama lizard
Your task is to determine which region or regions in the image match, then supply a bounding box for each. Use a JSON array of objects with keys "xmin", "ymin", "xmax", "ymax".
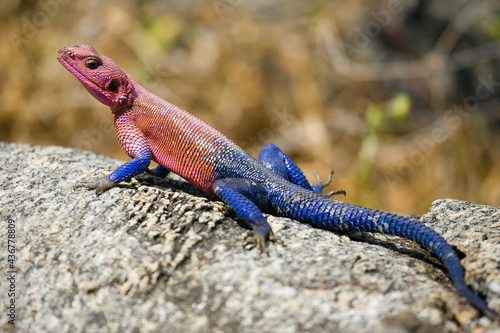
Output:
[{"xmin": 58, "ymin": 44, "xmax": 499, "ymax": 320}]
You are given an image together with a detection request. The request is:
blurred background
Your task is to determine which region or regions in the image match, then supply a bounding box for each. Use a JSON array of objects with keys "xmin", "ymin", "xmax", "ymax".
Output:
[{"xmin": 1, "ymin": 0, "xmax": 500, "ymax": 214}]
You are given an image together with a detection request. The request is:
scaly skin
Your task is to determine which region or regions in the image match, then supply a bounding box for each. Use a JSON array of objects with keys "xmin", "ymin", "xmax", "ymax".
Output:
[{"xmin": 58, "ymin": 44, "xmax": 499, "ymax": 320}]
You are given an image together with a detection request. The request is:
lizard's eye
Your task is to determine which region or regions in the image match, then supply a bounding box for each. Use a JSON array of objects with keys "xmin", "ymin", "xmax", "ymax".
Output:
[
  {"xmin": 108, "ymin": 80, "xmax": 118, "ymax": 92},
  {"xmin": 84, "ymin": 58, "xmax": 100, "ymax": 70}
]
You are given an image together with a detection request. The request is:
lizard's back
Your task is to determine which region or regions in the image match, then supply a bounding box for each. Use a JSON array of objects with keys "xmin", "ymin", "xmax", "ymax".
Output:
[{"xmin": 122, "ymin": 84, "xmax": 274, "ymax": 192}]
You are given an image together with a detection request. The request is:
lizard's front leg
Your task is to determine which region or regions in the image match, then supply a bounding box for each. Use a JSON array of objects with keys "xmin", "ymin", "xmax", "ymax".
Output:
[
  {"xmin": 75, "ymin": 149, "xmax": 152, "ymax": 195},
  {"xmin": 146, "ymin": 165, "xmax": 170, "ymax": 177}
]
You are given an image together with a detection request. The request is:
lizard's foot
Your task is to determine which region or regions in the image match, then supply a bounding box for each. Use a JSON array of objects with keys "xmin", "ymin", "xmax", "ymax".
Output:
[
  {"xmin": 325, "ymin": 189, "xmax": 346, "ymax": 197},
  {"xmin": 73, "ymin": 176, "xmax": 117, "ymax": 195},
  {"xmin": 145, "ymin": 165, "xmax": 170, "ymax": 177},
  {"xmin": 313, "ymin": 170, "xmax": 346, "ymax": 197},
  {"xmin": 244, "ymin": 230, "xmax": 279, "ymax": 253}
]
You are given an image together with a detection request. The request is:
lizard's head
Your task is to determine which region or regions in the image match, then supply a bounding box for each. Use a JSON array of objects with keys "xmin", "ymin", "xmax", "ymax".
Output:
[{"xmin": 57, "ymin": 44, "xmax": 135, "ymax": 113}]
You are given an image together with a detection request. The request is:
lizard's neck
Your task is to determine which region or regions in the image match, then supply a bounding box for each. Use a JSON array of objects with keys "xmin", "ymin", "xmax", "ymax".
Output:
[{"xmin": 110, "ymin": 75, "xmax": 140, "ymax": 114}]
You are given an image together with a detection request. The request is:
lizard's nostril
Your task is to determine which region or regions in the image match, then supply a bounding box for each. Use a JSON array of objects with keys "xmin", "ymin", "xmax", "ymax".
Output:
[{"xmin": 58, "ymin": 48, "xmax": 73, "ymax": 57}]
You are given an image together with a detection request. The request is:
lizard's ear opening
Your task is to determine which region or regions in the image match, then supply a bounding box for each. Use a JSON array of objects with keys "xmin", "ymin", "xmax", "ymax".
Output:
[
  {"xmin": 108, "ymin": 80, "xmax": 118, "ymax": 92},
  {"xmin": 109, "ymin": 76, "xmax": 136, "ymax": 112}
]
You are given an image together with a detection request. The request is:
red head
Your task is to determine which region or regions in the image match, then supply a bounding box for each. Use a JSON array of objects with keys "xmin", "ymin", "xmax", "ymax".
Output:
[{"xmin": 57, "ymin": 44, "xmax": 136, "ymax": 112}]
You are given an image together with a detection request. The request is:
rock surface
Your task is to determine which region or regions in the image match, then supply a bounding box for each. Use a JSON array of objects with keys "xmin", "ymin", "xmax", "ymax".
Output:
[{"xmin": 0, "ymin": 142, "xmax": 499, "ymax": 333}]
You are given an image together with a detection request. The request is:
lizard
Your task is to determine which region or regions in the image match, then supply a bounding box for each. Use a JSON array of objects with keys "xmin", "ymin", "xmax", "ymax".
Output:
[{"xmin": 58, "ymin": 44, "xmax": 499, "ymax": 320}]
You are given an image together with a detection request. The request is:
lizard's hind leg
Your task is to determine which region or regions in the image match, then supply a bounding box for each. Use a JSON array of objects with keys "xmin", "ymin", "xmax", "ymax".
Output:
[
  {"xmin": 258, "ymin": 144, "xmax": 345, "ymax": 196},
  {"xmin": 213, "ymin": 178, "xmax": 274, "ymax": 250},
  {"xmin": 258, "ymin": 144, "xmax": 314, "ymax": 191}
]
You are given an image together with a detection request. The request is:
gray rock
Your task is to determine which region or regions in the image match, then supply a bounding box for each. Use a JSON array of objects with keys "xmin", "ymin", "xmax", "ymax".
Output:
[{"xmin": 0, "ymin": 142, "xmax": 498, "ymax": 333}]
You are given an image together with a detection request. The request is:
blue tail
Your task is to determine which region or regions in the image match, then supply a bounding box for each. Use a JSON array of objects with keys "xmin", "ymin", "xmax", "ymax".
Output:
[{"xmin": 273, "ymin": 188, "xmax": 499, "ymax": 319}]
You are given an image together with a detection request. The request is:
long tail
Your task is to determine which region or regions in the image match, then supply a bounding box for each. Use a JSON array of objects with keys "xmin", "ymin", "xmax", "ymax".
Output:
[{"xmin": 281, "ymin": 192, "xmax": 499, "ymax": 319}]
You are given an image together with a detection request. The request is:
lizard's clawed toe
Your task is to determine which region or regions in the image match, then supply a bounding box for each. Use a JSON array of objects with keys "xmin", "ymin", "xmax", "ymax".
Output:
[
  {"xmin": 244, "ymin": 231, "xmax": 280, "ymax": 253},
  {"xmin": 73, "ymin": 177, "xmax": 117, "ymax": 195}
]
